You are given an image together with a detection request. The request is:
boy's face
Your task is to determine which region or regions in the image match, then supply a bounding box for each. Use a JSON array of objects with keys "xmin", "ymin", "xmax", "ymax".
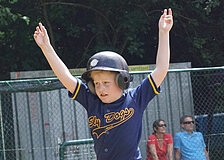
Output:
[{"xmin": 91, "ymin": 71, "xmax": 123, "ymax": 103}]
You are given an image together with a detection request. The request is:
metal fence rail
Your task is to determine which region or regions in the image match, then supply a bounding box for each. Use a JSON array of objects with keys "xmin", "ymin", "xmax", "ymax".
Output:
[
  {"xmin": 59, "ymin": 139, "xmax": 94, "ymax": 160},
  {"xmin": 0, "ymin": 66, "xmax": 223, "ymax": 160}
]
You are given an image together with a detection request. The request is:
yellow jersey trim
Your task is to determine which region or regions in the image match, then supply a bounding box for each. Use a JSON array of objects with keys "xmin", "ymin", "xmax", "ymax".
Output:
[
  {"xmin": 148, "ymin": 75, "xmax": 159, "ymax": 94},
  {"xmin": 72, "ymin": 79, "xmax": 81, "ymax": 99}
]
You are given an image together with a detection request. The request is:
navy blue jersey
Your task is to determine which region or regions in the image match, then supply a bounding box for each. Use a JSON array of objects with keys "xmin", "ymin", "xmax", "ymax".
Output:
[{"xmin": 69, "ymin": 74, "xmax": 160, "ymax": 160}]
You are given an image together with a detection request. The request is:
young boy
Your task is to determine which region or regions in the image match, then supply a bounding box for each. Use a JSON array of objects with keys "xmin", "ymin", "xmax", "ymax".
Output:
[{"xmin": 34, "ymin": 8, "xmax": 173, "ymax": 160}]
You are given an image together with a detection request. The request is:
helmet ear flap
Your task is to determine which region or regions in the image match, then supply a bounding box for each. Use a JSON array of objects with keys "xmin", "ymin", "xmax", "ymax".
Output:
[
  {"xmin": 87, "ymin": 72, "xmax": 130, "ymax": 94},
  {"xmin": 116, "ymin": 72, "xmax": 130, "ymax": 90},
  {"xmin": 87, "ymin": 81, "xmax": 96, "ymax": 95}
]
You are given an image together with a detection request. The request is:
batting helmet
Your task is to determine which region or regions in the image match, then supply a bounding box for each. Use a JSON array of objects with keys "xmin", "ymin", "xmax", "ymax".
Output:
[{"xmin": 81, "ymin": 51, "xmax": 130, "ymax": 94}]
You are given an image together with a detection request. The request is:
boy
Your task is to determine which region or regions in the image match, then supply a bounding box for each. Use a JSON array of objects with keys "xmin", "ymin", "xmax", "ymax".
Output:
[{"xmin": 34, "ymin": 8, "xmax": 173, "ymax": 160}]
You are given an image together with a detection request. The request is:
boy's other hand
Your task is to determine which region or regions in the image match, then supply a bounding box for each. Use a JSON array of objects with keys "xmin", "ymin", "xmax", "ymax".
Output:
[
  {"xmin": 34, "ymin": 23, "xmax": 50, "ymax": 48},
  {"xmin": 158, "ymin": 8, "xmax": 173, "ymax": 33}
]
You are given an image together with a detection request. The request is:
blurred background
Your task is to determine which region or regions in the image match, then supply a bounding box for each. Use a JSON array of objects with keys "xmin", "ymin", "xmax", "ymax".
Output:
[{"xmin": 0, "ymin": 0, "xmax": 223, "ymax": 80}]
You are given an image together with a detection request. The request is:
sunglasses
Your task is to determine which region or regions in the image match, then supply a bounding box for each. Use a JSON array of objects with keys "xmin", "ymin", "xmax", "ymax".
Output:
[
  {"xmin": 183, "ymin": 121, "xmax": 194, "ymax": 124},
  {"xmin": 158, "ymin": 124, "xmax": 167, "ymax": 127}
]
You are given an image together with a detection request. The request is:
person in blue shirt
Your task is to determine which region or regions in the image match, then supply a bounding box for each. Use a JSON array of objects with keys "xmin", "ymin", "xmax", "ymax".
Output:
[
  {"xmin": 34, "ymin": 8, "xmax": 173, "ymax": 160},
  {"xmin": 174, "ymin": 115, "xmax": 209, "ymax": 160}
]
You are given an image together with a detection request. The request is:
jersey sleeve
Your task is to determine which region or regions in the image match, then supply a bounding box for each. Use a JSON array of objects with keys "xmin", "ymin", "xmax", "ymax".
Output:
[
  {"xmin": 68, "ymin": 78, "xmax": 96, "ymax": 110},
  {"xmin": 131, "ymin": 74, "xmax": 161, "ymax": 111}
]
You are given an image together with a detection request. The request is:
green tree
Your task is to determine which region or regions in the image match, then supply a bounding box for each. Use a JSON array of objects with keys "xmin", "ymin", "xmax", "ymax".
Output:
[
  {"xmin": 0, "ymin": 0, "xmax": 30, "ymax": 79},
  {"xmin": 0, "ymin": 0, "xmax": 223, "ymax": 80}
]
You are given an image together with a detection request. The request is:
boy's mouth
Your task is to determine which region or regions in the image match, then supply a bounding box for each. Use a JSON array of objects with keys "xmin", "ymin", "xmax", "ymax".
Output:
[{"xmin": 100, "ymin": 93, "xmax": 108, "ymax": 97}]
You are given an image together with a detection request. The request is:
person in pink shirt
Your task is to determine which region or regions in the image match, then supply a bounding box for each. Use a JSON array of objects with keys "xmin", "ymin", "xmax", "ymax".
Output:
[{"xmin": 146, "ymin": 119, "xmax": 173, "ymax": 160}]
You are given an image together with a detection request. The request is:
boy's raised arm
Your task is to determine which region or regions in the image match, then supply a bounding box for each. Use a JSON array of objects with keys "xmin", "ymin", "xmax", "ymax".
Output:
[
  {"xmin": 151, "ymin": 9, "xmax": 173, "ymax": 88},
  {"xmin": 34, "ymin": 23, "xmax": 77, "ymax": 93}
]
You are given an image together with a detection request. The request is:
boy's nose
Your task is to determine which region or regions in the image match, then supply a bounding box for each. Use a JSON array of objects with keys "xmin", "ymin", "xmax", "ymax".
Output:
[{"xmin": 97, "ymin": 84, "xmax": 105, "ymax": 91}]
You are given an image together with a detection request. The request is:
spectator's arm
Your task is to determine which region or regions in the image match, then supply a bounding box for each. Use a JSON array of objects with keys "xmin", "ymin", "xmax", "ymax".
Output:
[
  {"xmin": 174, "ymin": 148, "xmax": 181, "ymax": 160},
  {"xmin": 167, "ymin": 143, "xmax": 173, "ymax": 160},
  {"xmin": 203, "ymin": 148, "xmax": 209, "ymax": 160},
  {"xmin": 149, "ymin": 144, "xmax": 159, "ymax": 160}
]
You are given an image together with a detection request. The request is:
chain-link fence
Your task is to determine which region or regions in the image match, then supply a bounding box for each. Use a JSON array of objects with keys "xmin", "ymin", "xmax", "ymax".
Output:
[
  {"xmin": 0, "ymin": 67, "xmax": 223, "ymax": 160},
  {"xmin": 191, "ymin": 67, "xmax": 224, "ymax": 159}
]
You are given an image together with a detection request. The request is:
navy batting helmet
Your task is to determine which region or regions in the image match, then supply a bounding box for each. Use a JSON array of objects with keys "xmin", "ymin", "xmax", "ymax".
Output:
[{"xmin": 81, "ymin": 51, "xmax": 130, "ymax": 94}]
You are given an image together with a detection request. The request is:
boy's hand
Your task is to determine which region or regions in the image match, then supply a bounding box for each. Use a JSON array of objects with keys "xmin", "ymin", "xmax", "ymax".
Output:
[
  {"xmin": 158, "ymin": 8, "xmax": 173, "ymax": 33},
  {"xmin": 34, "ymin": 23, "xmax": 50, "ymax": 48}
]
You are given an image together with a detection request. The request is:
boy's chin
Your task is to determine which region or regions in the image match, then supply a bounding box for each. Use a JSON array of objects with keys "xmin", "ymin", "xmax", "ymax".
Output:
[{"xmin": 100, "ymin": 97, "xmax": 117, "ymax": 104}]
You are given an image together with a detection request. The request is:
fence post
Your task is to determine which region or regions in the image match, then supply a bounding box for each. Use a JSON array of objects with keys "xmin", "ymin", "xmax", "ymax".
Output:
[
  {"xmin": 0, "ymin": 94, "xmax": 6, "ymax": 160},
  {"xmin": 59, "ymin": 142, "xmax": 65, "ymax": 160}
]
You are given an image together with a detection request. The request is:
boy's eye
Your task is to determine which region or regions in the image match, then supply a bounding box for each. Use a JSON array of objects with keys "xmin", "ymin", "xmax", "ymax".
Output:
[
  {"xmin": 94, "ymin": 81, "xmax": 110, "ymax": 86},
  {"xmin": 94, "ymin": 82, "xmax": 99, "ymax": 85}
]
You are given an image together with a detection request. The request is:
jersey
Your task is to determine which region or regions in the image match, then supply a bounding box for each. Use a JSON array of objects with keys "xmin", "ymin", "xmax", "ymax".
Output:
[
  {"xmin": 146, "ymin": 133, "xmax": 173, "ymax": 160},
  {"xmin": 68, "ymin": 74, "xmax": 160, "ymax": 160},
  {"xmin": 174, "ymin": 131, "xmax": 206, "ymax": 160}
]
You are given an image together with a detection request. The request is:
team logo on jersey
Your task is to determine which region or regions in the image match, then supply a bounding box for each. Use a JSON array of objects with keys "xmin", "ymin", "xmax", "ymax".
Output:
[{"xmin": 88, "ymin": 108, "xmax": 134, "ymax": 139}]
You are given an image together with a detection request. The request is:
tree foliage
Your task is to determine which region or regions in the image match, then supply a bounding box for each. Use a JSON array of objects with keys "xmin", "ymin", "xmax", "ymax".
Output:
[{"xmin": 0, "ymin": 0, "xmax": 223, "ymax": 80}]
